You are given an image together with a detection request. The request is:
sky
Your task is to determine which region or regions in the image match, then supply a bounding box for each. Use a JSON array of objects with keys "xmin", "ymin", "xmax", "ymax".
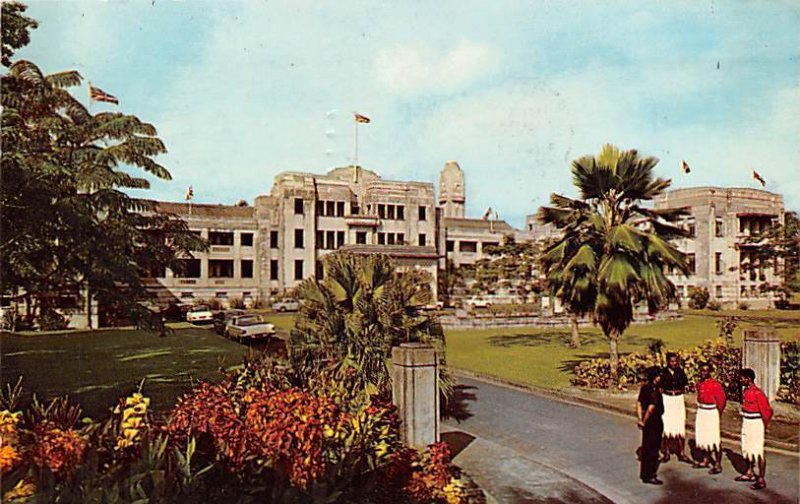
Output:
[{"xmin": 16, "ymin": 0, "xmax": 800, "ymax": 227}]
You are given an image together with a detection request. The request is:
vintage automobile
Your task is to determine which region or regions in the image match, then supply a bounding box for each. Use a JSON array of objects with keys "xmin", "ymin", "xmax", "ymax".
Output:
[
  {"xmin": 185, "ymin": 304, "xmax": 214, "ymax": 323},
  {"xmin": 464, "ymin": 296, "xmax": 492, "ymax": 309},
  {"xmin": 225, "ymin": 314, "xmax": 277, "ymax": 341},
  {"xmin": 212, "ymin": 309, "xmax": 247, "ymax": 335},
  {"xmin": 272, "ymin": 298, "xmax": 300, "ymax": 312}
]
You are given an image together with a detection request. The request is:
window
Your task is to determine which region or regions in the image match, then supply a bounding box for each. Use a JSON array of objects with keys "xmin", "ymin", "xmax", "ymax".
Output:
[
  {"xmin": 378, "ymin": 204, "xmax": 386, "ymax": 219},
  {"xmin": 175, "ymin": 259, "xmax": 201, "ymax": 278},
  {"xmin": 240, "ymin": 233, "xmax": 253, "ymax": 247},
  {"xmin": 316, "ymin": 230, "xmax": 324, "ymax": 249},
  {"xmin": 446, "ymin": 240, "xmax": 454, "ymax": 252},
  {"xmin": 215, "ymin": 292, "xmax": 227, "ymax": 299},
  {"xmin": 270, "ymin": 230, "xmax": 279, "ymax": 249},
  {"xmin": 315, "ymin": 261, "xmax": 324, "ymax": 279},
  {"xmin": 715, "ymin": 218, "xmax": 724, "ymax": 238},
  {"xmin": 356, "ymin": 231, "xmax": 367, "ymax": 244},
  {"xmin": 459, "ymin": 241, "xmax": 478, "ymax": 253},
  {"xmin": 715, "ymin": 252, "xmax": 723, "ymax": 274},
  {"xmin": 686, "ymin": 220, "xmax": 696, "ymax": 238},
  {"xmin": 294, "ymin": 260, "xmax": 304, "ymax": 280},
  {"xmin": 397, "ymin": 205, "xmax": 405, "ymax": 220},
  {"xmin": 351, "ymin": 203, "xmax": 360, "ymax": 215},
  {"xmin": 336, "ymin": 201, "xmax": 345, "ymax": 217},
  {"xmin": 686, "ymin": 253, "xmax": 696, "ymax": 274},
  {"xmin": 418, "ymin": 206, "xmax": 427, "ymax": 221},
  {"xmin": 241, "ymin": 260, "xmax": 253, "ymax": 278},
  {"xmin": 294, "ymin": 229, "xmax": 304, "ymax": 249},
  {"xmin": 741, "ymin": 285, "xmax": 748, "ymax": 298},
  {"xmin": 387, "ymin": 233, "xmax": 396, "ymax": 245},
  {"xmin": 209, "ymin": 231, "xmax": 234, "ymax": 246},
  {"xmin": 326, "ymin": 201, "xmax": 335, "ymax": 216},
  {"xmin": 270, "ymin": 260, "xmax": 279, "ymax": 280},
  {"xmin": 418, "ymin": 233, "xmax": 426, "ymax": 246},
  {"xmin": 326, "ymin": 230, "xmax": 335, "ymax": 250},
  {"xmin": 387, "ymin": 205, "xmax": 395, "ymax": 220},
  {"xmin": 316, "ymin": 201, "xmax": 324, "ymax": 216},
  {"xmin": 715, "ymin": 285, "xmax": 722, "ymax": 298},
  {"xmin": 337, "ymin": 231, "xmax": 345, "ymax": 248},
  {"xmin": 397, "ymin": 233, "xmax": 404, "ymax": 244},
  {"xmin": 378, "ymin": 233, "xmax": 386, "ymax": 245},
  {"xmin": 676, "ymin": 285, "xmax": 684, "ymax": 298},
  {"xmin": 294, "ymin": 198, "xmax": 304, "ymax": 215},
  {"xmin": 209, "ymin": 260, "xmax": 234, "ymax": 278}
]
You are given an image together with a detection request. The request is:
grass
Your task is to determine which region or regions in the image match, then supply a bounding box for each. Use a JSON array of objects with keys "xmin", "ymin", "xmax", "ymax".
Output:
[
  {"xmin": 444, "ymin": 314, "xmax": 800, "ymax": 390},
  {"xmin": 0, "ymin": 326, "xmax": 251, "ymax": 418}
]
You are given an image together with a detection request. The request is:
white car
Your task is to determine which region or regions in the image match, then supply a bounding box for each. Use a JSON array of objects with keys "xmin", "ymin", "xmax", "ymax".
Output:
[
  {"xmin": 186, "ymin": 304, "xmax": 214, "ymax": 323},
  {"xmin": 272, "ymin": 298, "xmax": 300, "ymax": 312},
  {"xmin": 465, "ymin": 296, "xmax": 492, "ymax": 309},
  {"xmin": 226, "ymin": 314, "xmax": 277, "ymax": 341}
]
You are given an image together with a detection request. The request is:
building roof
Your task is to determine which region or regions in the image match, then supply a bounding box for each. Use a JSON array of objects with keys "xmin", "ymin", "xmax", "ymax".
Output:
[
  {"xmin": 443, "ymin": 217, "xmax": 515, "ymax": 233},
  {"xmin": 154, "ymin": 201, "xmax": 255, "ymax": 219},
  {"xmin": 340, "ymin": 244, "xmax": 438, "ymax": 259}
]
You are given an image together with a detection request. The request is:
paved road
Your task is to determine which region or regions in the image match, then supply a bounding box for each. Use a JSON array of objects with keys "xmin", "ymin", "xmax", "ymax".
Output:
[{"xmin": 443, "ymin": 377, "xmax": 799, "ymax": 504}]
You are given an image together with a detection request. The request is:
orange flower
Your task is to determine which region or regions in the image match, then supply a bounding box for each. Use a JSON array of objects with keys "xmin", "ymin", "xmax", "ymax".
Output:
[
  {"xmin": 0, "ymin": 444, "xmax": 21, "ymax": 473},
  {"xmin": 31, "ymin": 422, "xmax": 87, "ymax": 477}
]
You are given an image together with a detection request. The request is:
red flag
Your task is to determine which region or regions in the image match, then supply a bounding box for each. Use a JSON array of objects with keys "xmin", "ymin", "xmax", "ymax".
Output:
[
  {"xmin": 482, "ymin": 207, "xmax": 493, "ymax": 220},
  {"xmin": 354, "ymin": 113, "xmax": 371, "ymax": 124},
  {"xmin": 752, "ymin": 170, "xmax": 766, "ymax": 187},
  {"xmin": 89, "ymin": 85, "xmax": 119, "ymax": 105},
  {"xmin": 681, "ymin": 160, "xmax": 691, "ymax": 174}
]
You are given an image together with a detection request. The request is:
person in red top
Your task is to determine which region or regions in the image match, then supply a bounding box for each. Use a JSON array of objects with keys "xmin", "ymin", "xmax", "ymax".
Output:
[
  {"xmin": 692, "ymin": 363, "xmax": 726, "ymax": 474},
  {"xmin": 736, "ymin": 368, "xmax": 773, "ymax": 490}
]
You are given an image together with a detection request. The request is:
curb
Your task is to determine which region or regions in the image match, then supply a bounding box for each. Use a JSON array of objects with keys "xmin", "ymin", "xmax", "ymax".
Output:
[{"xmin": 450, "ymin": 368, "xmax": 799, "ymax": 456}]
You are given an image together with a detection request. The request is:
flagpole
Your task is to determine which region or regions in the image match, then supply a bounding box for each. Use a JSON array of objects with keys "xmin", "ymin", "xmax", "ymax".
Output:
[
  {"xmin": 87, "ymin": 81, "xmax": 92, "ymax": 114},
  {"xmin": 353, "ymin": 116, "xmax": 359, "ymax": 182}
]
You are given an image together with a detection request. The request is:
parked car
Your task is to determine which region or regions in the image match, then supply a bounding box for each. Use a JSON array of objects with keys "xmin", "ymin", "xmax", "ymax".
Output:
[
  {"xmin": 272, "ymin": 298, "xmax": 300, "ymax": 312},
  {"xmin": 465, "ymin": 296, "xmax": 492, "ymax": 309},
  {"xmin": 422, "ymin": 301, "xmax": 445, "ymax": 311},
  {"xmin": 213, "ymin": 309, "xmax": 247, "ymax": 335},
  {"xmin": 225, "ymin": 314, "xmax": 276, "ymax": 341},
  {"xmin": 186, "ymin": 304, "xmax": 214, "ymax": 323}
]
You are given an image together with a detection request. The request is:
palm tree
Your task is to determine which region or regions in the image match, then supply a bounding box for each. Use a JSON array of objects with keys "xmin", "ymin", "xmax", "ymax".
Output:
[
  {"xmin": 289, "ymin": 252, "xmax": 445, "ymax": 390},
  {"xmin": 538, "ymin": 144, "xmax": 690, "ymax": 383}
]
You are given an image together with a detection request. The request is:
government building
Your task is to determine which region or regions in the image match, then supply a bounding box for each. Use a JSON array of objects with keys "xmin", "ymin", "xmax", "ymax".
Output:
[{"xmin": 148, "ymin": 162, "xmax": 517, "ymax": 307}]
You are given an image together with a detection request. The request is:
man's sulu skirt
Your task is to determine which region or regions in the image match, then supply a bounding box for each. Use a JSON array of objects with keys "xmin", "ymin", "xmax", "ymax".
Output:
[{"xmin": 662, "ymin": 393, "xmax": 686, "ymax": 438}]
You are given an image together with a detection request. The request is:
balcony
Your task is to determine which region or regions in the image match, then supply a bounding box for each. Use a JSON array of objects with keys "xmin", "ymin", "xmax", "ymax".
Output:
[
  {"xmin": 345, "ymin": 215, "xmax": 380, "ymax": 227},
  {"xmin": 210, "ymin": 245, "xmax": 233, "ymax": 254}
]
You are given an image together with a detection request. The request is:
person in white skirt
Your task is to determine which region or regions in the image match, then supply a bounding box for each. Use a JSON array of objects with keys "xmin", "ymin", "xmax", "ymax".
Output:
[
  {"xmin": 660, "ymin": 353, "xmax": 691, "ymax": 463},
  {"xmin": 736, "ymin": 368, "xmax": 773, "ymax": 490},
  {"xmin": 692, "ymin": 363, "xmax": 726, "ymax": 474}
]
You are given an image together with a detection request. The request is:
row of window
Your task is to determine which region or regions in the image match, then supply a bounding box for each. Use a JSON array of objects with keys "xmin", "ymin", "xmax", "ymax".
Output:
[
  {"xmin": 165, "ymin": 259, "xmax": 254, "ymax": 279},
  {"xmin": 293, "ymin": 198, "xmax": 428, "ymax": 222},
  {"xmin": 208, "ymin": 231, "xmax": 254, "ymax": 247},
  {"xmin": 445, "ymin": 240, "xmax": 499, "ymax": 253},
  {"xmin": 677, "ymin": 285, "xmax": 766, "ymax": 299},
  {"xmin": 316, "ymin": 230, "xmax": 346, "ymax": 250}
]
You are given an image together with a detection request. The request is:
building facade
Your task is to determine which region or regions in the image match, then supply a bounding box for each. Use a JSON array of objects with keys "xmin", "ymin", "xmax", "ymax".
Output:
[{"xmin": 653, "ymin": 187, "xmax": 784, "ymax": 309}]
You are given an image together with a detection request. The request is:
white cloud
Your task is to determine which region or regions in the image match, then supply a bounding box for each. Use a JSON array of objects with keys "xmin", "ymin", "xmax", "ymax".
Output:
[{"xmin": 375, "ymin": 40, "xmax": 496, "ymax": 95}]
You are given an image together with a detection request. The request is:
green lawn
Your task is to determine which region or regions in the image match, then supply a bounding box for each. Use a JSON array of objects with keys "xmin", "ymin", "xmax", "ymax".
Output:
[
  {"xmin": 444, "ymin": 314, "xmax": 800, "ymax": 390},
  {"xmin": 0, "ymin": 327, "xmax": 252, "ymax": 418}
]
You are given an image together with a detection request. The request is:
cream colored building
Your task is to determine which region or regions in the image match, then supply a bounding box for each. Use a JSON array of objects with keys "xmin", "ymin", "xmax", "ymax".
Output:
[{"xmin": 653, "ymin": 187, "xmax": 784, "ymax": 309}]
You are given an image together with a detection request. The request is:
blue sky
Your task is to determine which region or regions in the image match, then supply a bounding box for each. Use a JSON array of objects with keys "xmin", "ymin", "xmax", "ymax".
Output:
[{"xmin": 17, "ymin": 1, "xmax": 800, "ymax": 227}]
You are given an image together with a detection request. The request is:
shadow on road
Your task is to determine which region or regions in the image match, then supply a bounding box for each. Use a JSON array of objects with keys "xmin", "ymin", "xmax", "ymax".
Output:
[
  {"xmin": 442, "ymin": 384, "xmax": 478, "ymax": 423},
  {"xmin": 657, "ymin": 467, "xmax": 792, "ymax": 504},
  {"xmin": 441, "ymin": 430, "xmax": 476, "ymax": 458}
]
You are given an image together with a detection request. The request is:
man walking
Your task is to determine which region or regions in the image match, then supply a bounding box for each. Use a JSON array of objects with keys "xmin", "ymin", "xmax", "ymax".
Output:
[
  {"xmin": 660, "ymin": 352, "xmax": 691, "ymax": 463},
  {"xmin": 736, "ymin": 368, "xmax": 773, "ymax": 490},
  {"xmin": 637, "ymin": 366, "xmax": 665, "ymax": 485},
  {"xmin": 693, "ymin": 362, "xmax": 726, "ymax": 474}
]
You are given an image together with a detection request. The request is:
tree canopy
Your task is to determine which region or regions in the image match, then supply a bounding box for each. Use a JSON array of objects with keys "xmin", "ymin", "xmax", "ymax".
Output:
[{"xmin": 538, "ymin": 144, "xmax": 689, "ymax": 381}]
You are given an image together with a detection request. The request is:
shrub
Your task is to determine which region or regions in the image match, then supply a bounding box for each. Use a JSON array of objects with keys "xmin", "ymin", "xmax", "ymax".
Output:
[
  {"xmin": 778, "ymin": 341, "xmax": 800, "ymax": 404},
  {"xmin": 738, "ymin": 301, "xmax": 750, "ymax": 310},
  {"xmin": 706, "ymin": 300, "xmax": 722, "ymax": 311},
  {"xmin": 36, "ymin": 309, "xmax": 69, "ymax": 331},
  {"xmin": 687, "ymin": 287, "xmax": 710, "ymax": 310}
]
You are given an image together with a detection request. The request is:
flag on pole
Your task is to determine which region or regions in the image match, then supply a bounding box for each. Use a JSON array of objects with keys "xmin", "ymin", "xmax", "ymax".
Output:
[
  {"xmin": 89, "ymin": 85, "xmax": 119, "ymax": 105},
  {"xmin": 752, "ymin": 170, "xmax": 766, "ymax": 187},
  {"xmin": 185, "ymin": 186, "xmax": 194, "ymax": 201},
  {"xmin": 681, "ymin": 160, "xmax": 691, "ymax": 174},
  {"xmin": 354, "ymin": 113, "xmax": 371, "ymax": 124},
  {"xmin": 482, "ymin": 207, "xmax": 493, "ymax": 220}
]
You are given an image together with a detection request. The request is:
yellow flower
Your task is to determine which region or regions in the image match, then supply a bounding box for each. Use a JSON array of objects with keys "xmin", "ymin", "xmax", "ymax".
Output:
[{"xmin": 121, "ymin": 416, "xmax": 143, "ymax": 429}]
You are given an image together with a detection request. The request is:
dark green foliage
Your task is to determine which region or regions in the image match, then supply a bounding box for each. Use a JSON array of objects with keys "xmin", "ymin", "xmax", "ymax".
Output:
[
  {"xmin": 1, "ymin": 2, "xmax": 38, "ymax": 67},
  {"xmin": 778, "ymin": 341, "xmax": 799, "ymax": 404},
  {"xmin": 472, "ymin": 236, "xmax": 543, "ymax": 303},
  {"xmin": 687, "ymin": 287, "xmax": 710, "ymax": 310}
]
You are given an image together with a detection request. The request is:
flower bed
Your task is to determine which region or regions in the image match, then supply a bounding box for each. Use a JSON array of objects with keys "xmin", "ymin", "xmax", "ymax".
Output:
[
  {"xmin": 0, "ymin": 358, "xmax": 478, "ymax": 503},
  {"xmin": 572, "ymin": 338, "xmax": 800, "ymax": 404}
]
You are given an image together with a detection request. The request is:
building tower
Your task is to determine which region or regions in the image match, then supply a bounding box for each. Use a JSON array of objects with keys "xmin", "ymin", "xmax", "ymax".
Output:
[{"xmin": 438, "ymin": 160, "xmax": 465, "ymax": 218}]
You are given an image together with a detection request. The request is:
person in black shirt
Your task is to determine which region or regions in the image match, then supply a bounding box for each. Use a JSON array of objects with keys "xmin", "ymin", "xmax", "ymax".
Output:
[
  {"xmin": 638, "ymin": 366, "xmax": 665, "ymax": 484},
  {"xmin": 660, "ymin": 352, "xmax": 691, "ymax": 463}
]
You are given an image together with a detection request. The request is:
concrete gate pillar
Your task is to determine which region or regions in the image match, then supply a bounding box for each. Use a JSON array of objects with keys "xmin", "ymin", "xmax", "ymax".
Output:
[
  {"xmin": 742, "ymin": 328, "xmax": 781, "ymax": 401},
  {"xmin": 391, "ymin": 343, "xmax": 439, "ymax": 449}
]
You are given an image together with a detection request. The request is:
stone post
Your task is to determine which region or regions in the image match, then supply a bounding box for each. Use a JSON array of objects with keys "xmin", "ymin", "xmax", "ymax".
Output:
[
  {"xmin": 742, "ymin": 328, "xmax": 781, "ymax": 401},
  {"xmin": 391, "ymin": 343, "xmax": 439, "ymax": 449}
]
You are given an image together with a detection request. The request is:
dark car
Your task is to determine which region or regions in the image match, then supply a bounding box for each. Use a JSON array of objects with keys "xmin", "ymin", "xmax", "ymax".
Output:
[{"xmin": 213, "ymin": 309, "xmax": 246, "ymax": 335}]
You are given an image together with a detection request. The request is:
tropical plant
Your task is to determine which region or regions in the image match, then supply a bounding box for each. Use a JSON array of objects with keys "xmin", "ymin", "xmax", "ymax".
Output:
[
  {"xmin": 687, "ymin": 287, "xmax": 710, "ymax": 309},
  {"xmin": 473, "ymin": 236, "xmax": 544, "ymax": 304},
  {"xmin": 289, "ymin": 252, "xmax": 446, "ymax": 391},
  {"xmin": 538, "ymin": 144, "xmax": 690, "ymax": 383},
  {"xmin": 1, "ymin": 4, "xmax": 205, "ymax": 331}
]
